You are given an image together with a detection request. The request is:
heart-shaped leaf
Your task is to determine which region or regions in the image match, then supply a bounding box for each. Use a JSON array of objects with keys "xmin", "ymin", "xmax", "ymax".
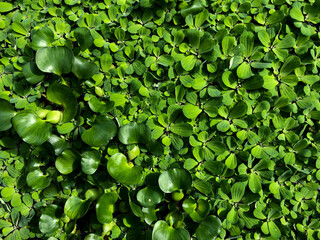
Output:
[
  {"xmin": 107, "ymin": 153, "xmax": 143, "ymax": 185},
  {"xmin": 47, "ymin": 83, "xmax": 77, "ymax": 122},
  {"xmin": 71, "ymin": 56, "xmax": 99, "ymax": 80},
  {"xmin": 158, "ymin": 168, "xmax": 192, "ymax": 193},
  {"xmin": 81, "ymin": 150, "xmax": 101, "ymax": 175},
  {"xmin": 137, "ymin": 186, "xmax": 164, "ymax": 208},
  {"xmin": 196, "ymin": 215, "xmax": 222, "ymax": 240},
  {"xmin": 26, "ymin": 170, "xmax": 50, "ymax": 190},
  {"xmin": 96, "ymin": 192, "xmax": 118, "ymax": 224},
  {"xmin": 152, "ymin": 220, "xmax": 190, "ymax": 240},
  {"xmin": 118, "ymin": 122, "xmax": 151, "ymax": 145},
  {"xmin": 12, "ymin": 110, "xmax": 52, "ymax": 145},
  {"xmin": 0, "ymin": 99, "xmax": 16, "ymax": 132},
  {"xmin": 39, "ymin": 205, "xmax": 62, "ymax": 234},
  {"xmin": 81, "ymin": 116, "xmax": 117, "ymax": 147},
  {"xmin": 36, "ymin": 46, "xmax": 74, "ymax": 75},
  {"xmin": 22, "ymin": 62, "xmax": 45, "ymax": 84},
  {"xmin": 55, "ymin": 148, "xmax": 80, "ymax": 175},
  {"xmin": 64, "ymin": 196, "xmax": 91, "ymax": 220},
  {"xmin": 31, "ymin": 27, "xmax": 54, "ymax": 50}
]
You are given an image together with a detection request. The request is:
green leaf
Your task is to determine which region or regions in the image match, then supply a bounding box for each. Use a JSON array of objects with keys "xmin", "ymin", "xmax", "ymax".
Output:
[
  {"xmin": 249, "ymin": 172, "xmax": 262, "ymax": 193},
  {"xmin": 266, "ymin": 10, "xmax": 284, "ymax": 25},
  {"xmin": 242, "ymin": 75, "xmax": 264, "ymax": 90},
  {"xmin": 268, "ymin": 221, "xmax": 281, "ymax": 238},
  {"xmin": 170, "ymin": 123, "xmax": 193, "ymax": 137},
  {"xmin": 280, "ymin": 56, "xmax": 301, "ymax": 77},
  {"xmin": 159, "ymin": 55, "xmax": 174, "ymax": 67},
  {"xmin": 158, "ymin": 168, "xmax": 192, "ymax": 193},
  {"xmin": 12, "ymin": 22, "xmax": 27, "ymax": 36},
  {"xmin": 231, "ymin": 181, "xmax": 247, "ymax": 202},
  {"xmin": 229, "ymin": 101, "xmax": 248, "ymax": 119},
  {"xmin": 36, "ymin": 46, "xmax": 74, "ymax": 75},
  {"xmin": 240, "ymin": 31, "xmax": 254, "ymax": 57},
  {"xmin": 181, "ymin": 55, "xmax": 197, "ymax": 71},
  {"xmin": 81, "ymin": 116, "xmax": 117, "ymax": 147},
  {"xmin": 81, "ymin": 150, "xmax": 101, "ymax": 175},
  {"xmin": 217, "ymin": 120, "xmax": 230, "ymax": 132},
  {"xmin": 225, "ymin": 153, "xmax": 237, "ymax": 169},
  {"xmin": 181, "ymin": 0, "xmax": 204, "ymax": 17},
  {"xmin": 182, "ymin": 104, "xmax": 202, "ymax": 119},
  {"xmin": 74, "ymin": 27, "xmax": 93, "ymax": 51},
  {"xmin": 39, "ymin": 205, "xmax": 61, "ymax": 234},
  {"xmin": 64, "ymin": 196, "xmax": 91, "ymax": 220},
  {"xmin": 290, "ymin": 7, "xmax": 304, "ymax": 21},
  {"xmin": 222, "ymin": 71, "xmax": 237, "ymax": 89},
  {"xmin": 22, "ymin": 62, "xmax": 45, "ymax": 84},
  {"xmin": 71, "ymin": 56, "xmax": 99, "ymax": 80},
  {"xmin": 118, "ymin": 122, "xmax": 151, "ymax": 145},
  {"xmin": 237, "ymin": 62, "xmax": 252, "ymax": 79},
  {"xmin": 195, "ymin": 9, "xmax": 209, "ymax": 28},
  {"xmin": 222, "ymin": 37, "xmax": 235, "ymax": 56},
  {"xmin": 137, "ymin": 186, "xmax": 164, "ymax": 208},
  {"xmin": 107, "ymin": 153, "xmax": 143, "ymax": 185},
  {"xmin": 258, "ymin": 30, "xmax": 270, "ymax": 47},
  {"xmin": 196, "ymin": 215, "xmax": 222, "ymax": 240},
  {"xmin": 96, "ymin": 193, "xmax": 118, "ymax": 224},
  {"xmin": 26, "ymin": 170, "xmax": 50, "ymax": 191},
  {"xmin": 0, "ymin": 2, "xmax": 13, "ymax": 12},
  {"xmin": 47, "ymin": 83, "xmax": 77, "ymax": 122},
  {"xmin": 0, "ymin": 99, "xmax": 16, "ymax": 132},
  {"xmin": 31, "ymin": 27, "xmax": 54, "ymax": 50},
  {"xmin": 12, "ymin": 110, "xmax": 52, "ymax": 145},
  {"xmin": 152, "ymin": 220, "xmax": 190, "ymax": 240},
  {"xmin": 55, "ymin": 148, "xmax": 80, "ymax": 175}
]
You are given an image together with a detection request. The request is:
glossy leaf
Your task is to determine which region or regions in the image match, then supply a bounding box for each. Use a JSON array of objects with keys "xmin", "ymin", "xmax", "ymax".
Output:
[
  {"xmin": 158, "ymin": 168, "xmax": 192, "ymax": 193},
  {"xmin": 0, "ymin": 99, "xmax": 16, "ymax": 131},
  {"xmin": 96, "ymin": 193, "xmax": 118, "ymax": 224},
  {"xmin": 118, "ymin": 122, "xmax": 151, "ymax": 145}
]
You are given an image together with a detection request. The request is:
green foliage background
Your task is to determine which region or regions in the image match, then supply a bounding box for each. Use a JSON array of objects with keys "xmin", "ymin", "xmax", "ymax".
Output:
[{"xmin": 0, "ymin": 0, "xmax": 320, "ymax": 239}]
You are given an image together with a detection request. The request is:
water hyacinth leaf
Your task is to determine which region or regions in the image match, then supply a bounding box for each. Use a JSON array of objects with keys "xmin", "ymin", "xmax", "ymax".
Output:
[
  {"xmin": 81, "ymin": 150, "xmax": 101, "ymax": 175},
  {"xmin": 36, "ymin": 46, "xmax": 74, "ymax": 75},
  {"xmin": 81, "ymin": 116, "xmax": 117, "ymax": 147},
  {"xmin": 64, "ymin": 196, "xmax": 91, "ymax": 220},
  {"xmin": 118, "ymin": 122, "xmax": 151, "ymax": 145},
  {"xmin": 181, "ymin": 0, "xmax": 204, "ymax": 17},
  {"xmin": 71, "ymin": 56, "xmax": 99, "ymax": 80},
  {"xmin": 0, "ymin": 99, "xmax": 16, "ymax": 131},
  {"xmin": 47, "ymin": 83, "xmax": 77, "ymax": 122},
  {"xmin": 39, "ymin": 205, "xmax": 62, "ymax": 234},
  {"xmin": 31, "ymin": 27, "xmax": 54, "ymax": 50},
  {"xmin": 26, "ymin": 170, "xmax": 50, "ymax": 191},
  {"xmin": 137, "ymin": 187, "xmax": 164, "ymax": 208},
  {"xmin": 107, "ymin": 153, "xmax": 143, "ymax": 185},
  {"xmin": 12, "ymin": 110, "xmax": 52, "ymax": 145},
  {"xmin": 152, "ymin": 220, "xmax": 190, "ymax": 240},
  {"xmin": 96, "ymin": 193, "xmax": 118, "ymax": 224},
  {"xmin": 74, "ymin": 27, "xmax": 93, "ymax": 51},
  {"xmin": 55, "ymin": 148, "xmax": 80, "ymax": 175},
  {"xmin": 196, "ymin": 215, "xmax": 222, "ymax": 240},
  {"xmin": 181, "ymin": 55, "xmax": 197, "ymax": 71},
  {"xmin": 22, "ymin": 62, "xmax": 45, "ymax": 84},
  {"xmin": 158, "ymin": 168, "xmax": 192, "ymax": 193}
]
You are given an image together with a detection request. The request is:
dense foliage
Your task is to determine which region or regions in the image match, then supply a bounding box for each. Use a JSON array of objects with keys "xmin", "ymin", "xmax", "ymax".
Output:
[{"xmin": 1, "ymin": 0, "xmax": 320, "ymax": 239}]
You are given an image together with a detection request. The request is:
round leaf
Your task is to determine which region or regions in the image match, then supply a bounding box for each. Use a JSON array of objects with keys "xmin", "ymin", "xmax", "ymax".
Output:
[
  {"xmin": 81, "ymin": 150, "xmax": 101, "ymax": 175},
  {"xmin": 64, "ymin": 196, "xmax": 91, "ymax": 220},
  {"xmin": 158, "ymin": 168, "xmax": 192, "ymax": 193},
  {"xmin": 47, "ymin": 83, "xmax": 77, "ymax": 122},
  {"xmin": 0, "ymin": 99, "xmax": 16, "ymax": 132},
  {"xmin": 107, "ymin": 153, "xmax": 143, "ymax": 185},
  {"xmin": 81, "ymin": 116, "xmax": 117, "ymax": 147},
  {"xmin": 31, "ymin": 27, "xmax": 54, "ymax": 50},
  {"xmin": 96, "ymin": 193, "xmax": 118, "ymax": 224},
  {"xmin": 118, "ymin": 122, "xmax": 151, "ymax": 145},
  {"xmin": 152, "ymin": 220, "xmax": 190, "ymax": 240},
  {"xmin": 55, "ymin": 148, "xmax": 80, "ymax": 175},
  {"xmin": 39, "ymin": 205, "xmax": 62, "ymax": 234},
  {"xmin": 12, "ymin": 110, "xmax": 52, "ymax": 145},
  {"xmin": 36, "ymin": 46, "xmax": 74, "ymax": 75},
  {"xmin": 196, "ymin": 215, "xmax": 222, "ymax": 240},
  {"xmin": 26, "ymin": 170, "xmax": 50, "ymax": 191},
  {"xmin": 137, "ymin": 186, "xmax": 164, "ymax": 208},
  {"xmin": 71, "ymin": 56, "xmax": 99, "ymax": 80},
  {"xmin": 22, "ymin": 62, "xmax": 45, "ymax": 84}
]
